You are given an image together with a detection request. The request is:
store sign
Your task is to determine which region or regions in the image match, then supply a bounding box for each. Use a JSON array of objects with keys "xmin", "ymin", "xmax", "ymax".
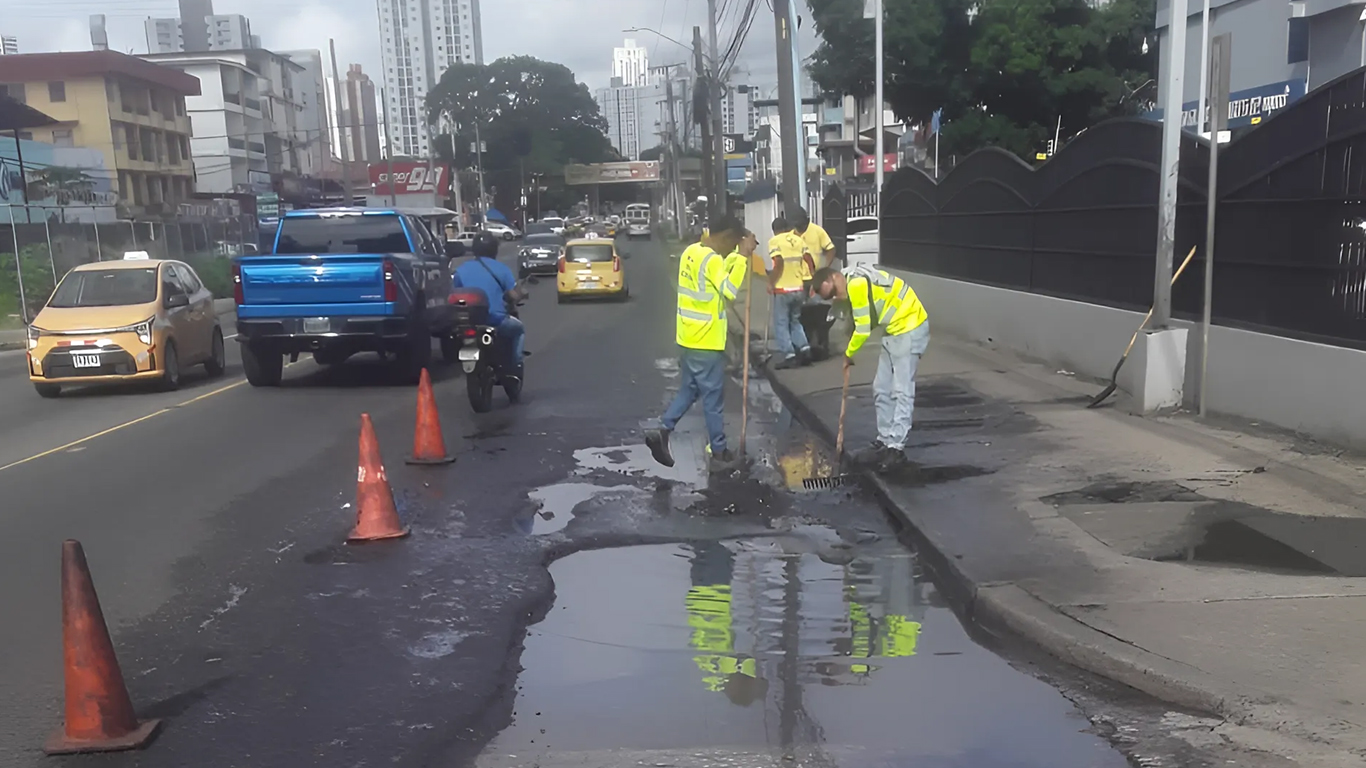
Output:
[
  {"xmin": 722, "ymin": 134, "xmax": 754, "ymax": 155},
  {"xmin": 856, "ymin": 153, "xmax": 899, "ymax": 175},
  {"xmin": 256, "ymin": 192, "xmax": 279, "ymax": 220},
  {"xmin": 563, "ymin": 161, "xmax": 660, "ymax": 186},
  {"xmin": 369, "ymin": 163, "xmax": 450, "ymax": 195},
  {"xmin": 1146, "ymin": 79, "xmax": 1306, "ymax": 131}
]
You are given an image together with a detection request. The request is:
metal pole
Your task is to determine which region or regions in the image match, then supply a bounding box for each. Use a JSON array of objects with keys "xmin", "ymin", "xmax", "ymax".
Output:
[
  {"xmin": 707, "ymin": 0, "xmax": 726, "ymax": 213},
  {"xmin": 1153, "ymin": 0, "xmax": 1190, "ymax": 328},
  {"xmin": 92, "ymin": 208, "xmax": 102, "ymax": 261},
  {"xmin": 474, "ymin": 122, "xmax": 487, "ymax": 218},
  {"xmin": 787, "ymin": 0, "xmax": 806, "ymax": 210},
  {"xmin": 381, "ymin": 85, "xmax": 396, "ymax": 206},
  {"xmin": 693, "ymin": 26, "xmax": 716, "ymax": 219},
  {"xmin": 43, "ymin": 217, "xmax": 55, "ymax": 281},
  {"xmin": 773, "ymin": 0, "xmax": 804, "ymax": 220},
  {"xmin": 329, "ymin": 39, "xmax": 353, "ymax": 204},
  {"xmin": 1197, "ymin": 0, "xmax": 1212, "ymax": 137},
  {"xmin": 1199, "ymin": 34, "xmax": 1231, "ymax": 418},
  {"xmin": 664, "ymin": 70, "xmax": 687, "ymax": 238},
  {"xmin": 934, "ymin": 131, "xmax": 939, "ymax": 179},
  {"xmin": 873, "ymin": 0, "xmax": 884, "ymax": 215},
  {"xmin": 8, "ymin": 206, "xmax": 28, "ymax": 324}
]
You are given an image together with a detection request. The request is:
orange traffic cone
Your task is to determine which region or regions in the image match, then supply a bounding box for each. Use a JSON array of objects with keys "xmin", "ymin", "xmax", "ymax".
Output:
[
  {"xmin": 45, "ymin": 540, "xmax": 162, "ymax": 754},
  {"xmin": 406, "ymin": 368, "xmax": 455, "ymax": 465},
  {"xmin": 348, "ymin": 413, "xmax": 410, "ymax": 543}
]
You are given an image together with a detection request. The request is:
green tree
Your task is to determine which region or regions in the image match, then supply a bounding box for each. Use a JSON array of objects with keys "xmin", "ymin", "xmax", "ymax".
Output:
[
  {"xmin": 806, "ymin": 0, "xmax": 1155, "ymax": 160},
  {"xmin": 427, "ymin": 56, "xmax": 619, "ymax": 212}
]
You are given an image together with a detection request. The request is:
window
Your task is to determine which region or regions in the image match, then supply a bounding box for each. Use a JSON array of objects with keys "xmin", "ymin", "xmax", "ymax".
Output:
[
  {"xmin": 52, "ymin": 129, "xmax": 73, "ymax": 147},
  {"xmin": 49, "ymin": 267, "xmax": 159, "ymax": 308},
  {"xmin": 48, "ymin": 81, "xmax": 66, "ymax": 102},
  {"xmin": 275, "ymin": 214, "xmax": 411, "ymax": 254},
  {"xmin": 0, "ymin": 83, "xmax": 25, "ymax": 103},
  {"xmin": 161, "ymin": 264, "xmax": 188, "ymax": 297},
  {"xmin": 172, "ymin": 263, "xmax": 202, "ymax": 293}
]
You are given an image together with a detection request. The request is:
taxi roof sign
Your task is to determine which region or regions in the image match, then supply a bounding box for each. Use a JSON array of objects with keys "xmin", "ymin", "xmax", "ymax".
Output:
[{"xmin": 123, "ymin": 251, "xmax": 151, "ymax": 260}]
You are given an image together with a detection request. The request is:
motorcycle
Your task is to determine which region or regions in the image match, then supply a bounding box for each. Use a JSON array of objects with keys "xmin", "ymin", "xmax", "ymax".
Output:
[{"xmin": 444, "ymin": 288, "xmax": 524, "ymax": 413}]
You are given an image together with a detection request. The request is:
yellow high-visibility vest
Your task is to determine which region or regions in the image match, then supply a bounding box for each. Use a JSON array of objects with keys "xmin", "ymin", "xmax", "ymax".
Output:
[
  {"xmin": 768, "ymin": 232, "xmax": 810, "ymax": 292},
  {"xmin": 676, "ymin": 241, "xmax": 748, "ymax": 351},
  {"xmin": 845, "ymin": 266, "xmax": 928, "ymax": 357}
]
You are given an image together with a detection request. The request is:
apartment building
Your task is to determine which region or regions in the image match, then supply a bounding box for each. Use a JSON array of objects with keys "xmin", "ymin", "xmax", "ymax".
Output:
[
  {"xmin": 280, "ymin": 50, "xmax": 334, "ymax": 179},
  {"xmin": 379, "ymin": 0, "xmax": 483, "ymax": 158},
  {"xmin": 143, "ymin": 49, "xmax": 304, "ymax": 195},
  {"xmin": 0, "ymin": 51, "xmax": 199, "ymax": 215}
]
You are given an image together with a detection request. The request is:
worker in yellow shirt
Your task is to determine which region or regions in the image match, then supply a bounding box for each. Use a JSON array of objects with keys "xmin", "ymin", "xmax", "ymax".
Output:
[
  {"xmin": 810, "ymin": 264, "xmax": 930, "ymax": 469},
  {"xmin": 767, "ymin": 216, "xmax": 816, "ymax": 369},
  {"xmin": 792, "ymin": 209, "xmax": 839, "ymax": 360},
  {"xmin": 646, "ymin": 215, "xmax": 753, "ymax": 473}
]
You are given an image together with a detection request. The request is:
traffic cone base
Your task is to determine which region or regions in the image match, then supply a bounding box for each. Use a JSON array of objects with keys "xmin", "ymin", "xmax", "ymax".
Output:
[
  {"xmin": 349, "ymin": 414, "xmax": 410, "ymax": 543},
  {"xmin": 406, "ymin": 368, "xmax": 454, "ymax": 465},
  {"xmin": 45, "ymin": 718, "xmax": 161, "ymax": 755}
]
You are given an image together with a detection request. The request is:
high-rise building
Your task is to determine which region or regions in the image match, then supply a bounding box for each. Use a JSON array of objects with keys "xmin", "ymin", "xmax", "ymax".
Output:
[
  {"xmin": 612, "ymin": 39, "xmax": 650, "ymax": 87},
  {"xmin": 722, "ymin": 85, "xmax": 760, "ymax": 138},
  {"xmin": 1, "ymin": 36, "xmax": 18, "ymax": 56},
  {"xmin": 378, "ymin": 0, "xmax": 484, "ymax": 159},
  {"xmin": 341, "ymin": 65, "xmax": 382, "ymax": 164},
  {"xmin": 595, "ymin": 76, "xmax": 666, "ymax": 161},
  {"xmin": 281, "ymin": 50, "xmax": 334, "ymax": 178},
  {"xmin": 146, "ymin": 0, "xmax": 255, "ymax": 53}
]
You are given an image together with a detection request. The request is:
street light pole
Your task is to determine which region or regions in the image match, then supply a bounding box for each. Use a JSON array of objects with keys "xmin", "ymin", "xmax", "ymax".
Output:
[
  {"xmin": 707, "ymin": 0, "xmax": 727, "ymax": 215},
  {"xmin": 872, "ymin": 0, "xmax": 884, "ymax": 215},
  {"xmin": 1153, "ymin": 0, "xmax": 1191, "ymax": 328}
]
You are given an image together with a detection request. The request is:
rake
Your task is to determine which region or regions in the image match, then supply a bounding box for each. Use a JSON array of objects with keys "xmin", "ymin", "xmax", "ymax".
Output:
[{"xmin": 803, "ymin": 363, "xmax": 855, "ymax": 489}]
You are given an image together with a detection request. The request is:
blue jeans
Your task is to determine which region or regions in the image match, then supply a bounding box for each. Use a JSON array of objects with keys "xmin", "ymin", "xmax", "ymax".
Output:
[
  {"xmin": 874, "ymin": 322, "xmax": 930, "ymax": 450},
  {"xmin": 661, "ymin": 347, "xmax": 727, "ymax": 454},
  {"xmin": 771, "ymin": 291, "xmax": 810, "ymax": 358},
  {"xmin": 497, "ymin": 316, "xmax": 525, "ymax": 366}
]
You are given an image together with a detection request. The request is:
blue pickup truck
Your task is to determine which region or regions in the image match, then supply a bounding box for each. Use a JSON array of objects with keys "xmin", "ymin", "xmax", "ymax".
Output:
[{"xmin": 232, "ymin": 208, "xmax": 461, "ymax": 386}]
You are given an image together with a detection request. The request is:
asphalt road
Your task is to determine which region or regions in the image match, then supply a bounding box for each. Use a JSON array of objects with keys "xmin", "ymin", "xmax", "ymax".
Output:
[{"xmin": 0, "ymin": 238, "xmax": 1193, "ymax": 767}]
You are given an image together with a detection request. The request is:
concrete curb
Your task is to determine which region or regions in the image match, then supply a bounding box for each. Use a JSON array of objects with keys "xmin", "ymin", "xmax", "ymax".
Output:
[{"xmin": 733, "ymin": 315, "xmax": 1264, "ymax": 722}]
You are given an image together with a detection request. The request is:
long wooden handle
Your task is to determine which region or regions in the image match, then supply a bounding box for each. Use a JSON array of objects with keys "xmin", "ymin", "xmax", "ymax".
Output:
[
  {"xmin": 740, "ymin": 279, "xmax": 752, "ymax": 454},
  {"xmin": 1128, "ymin": 246, "xmax": 1197, "ymax": 345},
  {"xmin": 835, "ymin": 363, "xmax": 850, "ymax": 459}
]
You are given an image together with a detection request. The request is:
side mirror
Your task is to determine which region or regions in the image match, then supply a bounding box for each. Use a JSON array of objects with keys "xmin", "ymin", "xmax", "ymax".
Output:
[
  {"xmin": 445, "ymin": 240, "xmax": 466, "ymax": 260},
  {"xmin": 165, "ymin": 293, "xmax": 190, "ymax": 309}
]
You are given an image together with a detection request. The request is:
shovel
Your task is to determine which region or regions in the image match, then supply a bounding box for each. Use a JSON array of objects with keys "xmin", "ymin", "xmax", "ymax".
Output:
[
  {"xmin": 803, "ymin": 362, "xmax": 854, "ymax": 489},
  {"xmin": 739, "ymin": 276, "xmax": 752, "ymax": 454},
  {"xmin": 1088, "ymin": 245, "xmax": 1199, "ymax": 408}
]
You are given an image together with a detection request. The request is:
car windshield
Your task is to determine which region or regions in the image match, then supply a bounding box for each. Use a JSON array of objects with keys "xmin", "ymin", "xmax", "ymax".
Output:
[
  {"xmin": 275, "ymin": 214, "xmax": 411, "ymax": 254},
  {"xmin": 543, "ymin": 218, "xmax": 564, "ymax": 226},
  {"xmin": 48, "ymin": 267, "xmax": 158, "ymax": 308},
  {"xmin": 525, "ymin": 223, "xmax": 552, "ymax": 235},
  {"xmin": 567, "ymin": 244, "xmax": 615, "ymax": 263},
  {"xmin": 525, "ymin": 234, "xmax": 564, "ymax": 247}
]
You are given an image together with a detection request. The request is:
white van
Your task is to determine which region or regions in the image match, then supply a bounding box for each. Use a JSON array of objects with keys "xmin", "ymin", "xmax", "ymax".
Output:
[{"xmin": 624, "ymin": 204, "xmax": 651, "ymax": 239}]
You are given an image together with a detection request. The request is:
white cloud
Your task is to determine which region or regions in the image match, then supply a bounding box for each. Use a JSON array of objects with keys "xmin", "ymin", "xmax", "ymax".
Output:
[{"xmin": 3, "ymin": 0, "xmax": 819, "ymax": 92}]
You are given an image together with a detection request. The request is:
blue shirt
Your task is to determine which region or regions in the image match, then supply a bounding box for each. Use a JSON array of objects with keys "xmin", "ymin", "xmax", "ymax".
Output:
[{"xmin": 452, "ymin": 256, "xmax": 517, "ymax": 324}]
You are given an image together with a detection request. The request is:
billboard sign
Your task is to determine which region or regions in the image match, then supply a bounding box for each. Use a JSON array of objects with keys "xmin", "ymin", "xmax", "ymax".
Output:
[
  {"xmin": 856, "ymin": 153, "xmax": 899, "ymax": 175},
  {"xmin": 564, "ymin": 161, "xmax": 661, "ymax": 186},
  {"xmin": 369, "ymin": 163, "xmax": 451, "ymax": 196}
]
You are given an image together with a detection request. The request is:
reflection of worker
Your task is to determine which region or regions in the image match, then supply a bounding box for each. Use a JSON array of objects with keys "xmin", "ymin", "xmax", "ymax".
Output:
[{"xmin": 686, "ymin": 541, "xmax": 767, "ymax": 703}]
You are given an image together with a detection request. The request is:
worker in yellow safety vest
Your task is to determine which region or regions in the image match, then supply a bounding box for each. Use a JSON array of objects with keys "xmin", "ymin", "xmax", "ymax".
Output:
[
  {"xmin": 810, "ymin": 264, "xmax": 930, "ymax": 469},
  {"xmin": 646, "ymin": 215, "xmax": 753, "ymax": 473},
  {"xmin": 767, "ymin": 216, "xmax": 816, "ymax": 369}
]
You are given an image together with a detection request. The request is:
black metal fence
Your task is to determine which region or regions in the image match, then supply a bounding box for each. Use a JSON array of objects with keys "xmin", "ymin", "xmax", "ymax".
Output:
[{"xmin": 825, "ymin": 67, "xmax": 1366, "ymax": 350}]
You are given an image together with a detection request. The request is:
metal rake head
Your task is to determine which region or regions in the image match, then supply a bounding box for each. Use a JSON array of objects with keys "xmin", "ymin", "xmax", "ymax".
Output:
[{"xmin": 802, "ymin": 475, "xmax": 854, "ymax": 490}]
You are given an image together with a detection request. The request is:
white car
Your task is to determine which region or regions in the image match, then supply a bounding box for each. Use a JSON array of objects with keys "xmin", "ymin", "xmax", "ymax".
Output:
[
  {"xmin": 484, "ymin": 221, "xmax": 521, "ymax": 240},
  {"xmin": 541, "ymin": 217, "xmax": 566, "ymax": 235},
  {"xmin": 451, "ymin": 230, "xmax": 479, "ymax": 248},
  {"xmin": 845, "ymin": 216, "xmax": 879, "ymax": 270}
]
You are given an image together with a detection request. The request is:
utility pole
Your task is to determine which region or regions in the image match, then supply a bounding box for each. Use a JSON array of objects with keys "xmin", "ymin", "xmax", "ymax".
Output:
[
  {"xmin": 707, "ymin": 0, "xmax": 727, "ymax": 215},
  {"xmin": 693, "ymin": 26, "xmax": 717, "ymax": 220},
  {"xmin": 1153, "ymin": 0, "xmax": 1191, "ymax": 328},
  {"xmin": 873, "ymin": 0, "xmax": 885, "ymax": 215},
  {"xmin": 1199, "ymin": 33, "xmax": 1231, "ymax": 417},
  {"xmin": 381, "ymin": 85, "xmax": 396, "ymax": 206},
  {"xmin": 773, "ymin": 0, "xmax": 804, "ymax": 220},
  {"xmin": 328, "ymin": 38, "xmax": 353, "ymax": 204},
  {"xmin": 654, "ymin": 62, "xmax": 689, "ymax": 241},
  {"xmin": 473, "ymin": 122, "xmax": 487, "ymax": 219}
]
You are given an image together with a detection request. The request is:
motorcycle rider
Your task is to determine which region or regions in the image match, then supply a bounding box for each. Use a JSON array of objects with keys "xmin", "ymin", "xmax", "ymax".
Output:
[{"xmin": 451, "ymin": 231, "xmax": 526, "ymax": 375}]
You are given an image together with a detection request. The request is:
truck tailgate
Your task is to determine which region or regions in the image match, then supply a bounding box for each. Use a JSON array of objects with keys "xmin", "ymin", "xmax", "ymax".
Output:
[{"xmin": 238, "ymin": 254, "xmax": 392, "ymax": 317}]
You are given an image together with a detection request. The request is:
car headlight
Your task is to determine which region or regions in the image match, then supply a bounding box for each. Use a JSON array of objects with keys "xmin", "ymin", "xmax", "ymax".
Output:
[
  {"xmin": 126, "ymin": 317, "xmax": 155, "ymax": 346},
  {"xmin": 27, "ymin": 325, "xmax": 42, "ymax": 350}
]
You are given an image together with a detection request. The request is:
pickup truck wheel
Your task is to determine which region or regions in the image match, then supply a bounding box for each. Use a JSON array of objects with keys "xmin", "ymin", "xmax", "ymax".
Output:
[
  {"xmin": 467, "ymin": 366, "xmax": 494, "ymax": 413},
  {"xmin": 160, "ymin": 341, "xmax": 182, "ymax": 391},
  {"xmin": 395, "ymin": 315, "xmax": 431, "ymax": 384},
  {"xmin": 204, "ymin": 328, "xmax": 226, "ymax": 377},
  {"xmin": 242, "ymin": 342, "xmax": 283, "ymax": 387}
]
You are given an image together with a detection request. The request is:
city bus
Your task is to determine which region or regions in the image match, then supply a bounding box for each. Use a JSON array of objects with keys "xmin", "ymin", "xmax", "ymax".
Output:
[{"xmin": 624, "ymin": 203, "xmax": 651, "ymax": 240}]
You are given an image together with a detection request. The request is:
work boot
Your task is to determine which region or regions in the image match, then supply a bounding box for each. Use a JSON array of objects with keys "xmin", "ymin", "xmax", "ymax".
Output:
[
  {"xmin": 796, "ymin": 348, "xmax": 813, "ymax": 367},
  {"xmin": 708, "ymin": 448, "xmax": 744, "ymax": 474},
  {"xmin": 645, "ymin": 428, "xmax": 675, "ymax": 468},
  {"xmin": 877, "ymin": 447, "xmax": 910, "ymax": 472},
  {"xmin": 774, "ymin": 355, "xmax": 800, "ymax": 370},
  {"xmin": 850, "ymin": 441, "xmax": 890, "ymax": 466}
]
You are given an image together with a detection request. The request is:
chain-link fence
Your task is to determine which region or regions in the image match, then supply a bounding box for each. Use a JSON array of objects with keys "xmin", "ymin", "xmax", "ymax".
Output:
[{"xmin": 1, "ymin": 204, "xmax": 254, "ymax": 327}]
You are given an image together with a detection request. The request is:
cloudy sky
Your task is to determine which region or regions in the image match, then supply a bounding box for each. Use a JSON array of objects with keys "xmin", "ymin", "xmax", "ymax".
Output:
[{"xmin": 4, "ymin": 0, "xmax": 820, "ymax": 93}]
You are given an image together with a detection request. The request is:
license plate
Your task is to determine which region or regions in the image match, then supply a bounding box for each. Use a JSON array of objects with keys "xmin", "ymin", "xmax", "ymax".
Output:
[
  {"xmin": 458, "ymin": 347, "xmax": 480, "ymax": 362},
  {"xmin": 579, "ymin": 275, "xmax": 599, "ymax": 282},
  {"xmin": 72, "ymin": 354, "xmax": 101, "ymax": 369},
  {"xmin": 303, "ymin": 317, "xmax": 330, "ymax": 333}
]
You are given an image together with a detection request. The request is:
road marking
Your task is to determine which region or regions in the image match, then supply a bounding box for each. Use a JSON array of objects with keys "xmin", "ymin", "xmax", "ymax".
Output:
[{"xmin": 0, "ymin": 360, "xmax": 307, "ymax": 474}]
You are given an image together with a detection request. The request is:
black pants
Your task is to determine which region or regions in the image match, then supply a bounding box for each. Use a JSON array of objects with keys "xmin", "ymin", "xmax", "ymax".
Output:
[{"xmin": 800, "ymin": 304, "xmax": 835, "ymax": 359}]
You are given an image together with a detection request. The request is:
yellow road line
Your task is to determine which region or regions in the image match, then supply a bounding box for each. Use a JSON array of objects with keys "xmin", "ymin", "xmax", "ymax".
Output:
[{"xmin": 0, "ymin": 360, "xmax": 306, "ymax": 474}]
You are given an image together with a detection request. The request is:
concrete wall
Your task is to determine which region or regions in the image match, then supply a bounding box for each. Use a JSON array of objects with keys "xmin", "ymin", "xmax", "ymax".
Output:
[{"xmin": 893, "ymin": 269, "xmax": 1366, "ymax": 450}]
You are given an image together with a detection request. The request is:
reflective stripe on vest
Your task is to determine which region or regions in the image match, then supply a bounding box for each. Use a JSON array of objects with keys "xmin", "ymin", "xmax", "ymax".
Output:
[{"xmin": 679, "ymin": 252, "xmax": 717, "ymax": 302}]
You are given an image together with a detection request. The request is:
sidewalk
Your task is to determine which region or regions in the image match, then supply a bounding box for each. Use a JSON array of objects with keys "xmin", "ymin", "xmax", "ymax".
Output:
[{"xmin": 729, "ymin": 283, "xmax": 1366, "ymax": 767}]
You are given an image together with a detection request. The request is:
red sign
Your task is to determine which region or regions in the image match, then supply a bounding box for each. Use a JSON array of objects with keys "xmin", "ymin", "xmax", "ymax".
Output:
[
  {"xmin": 368, "ymin": 163, "xmax": 451, "ymax": 195},
  {"xmin": 856, "ymin": 153, "xmax": 899, "ymax": 175}
]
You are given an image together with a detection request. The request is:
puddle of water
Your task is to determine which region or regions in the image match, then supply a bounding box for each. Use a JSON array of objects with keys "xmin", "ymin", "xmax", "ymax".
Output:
[
  {"xmin": 574, "ymin": 442, "xmax": 705, "ymax": 486},
  {"xmin": 478, "ymin": 541, "xmax": 1127, "ymax": 768},
  {"xmin": 522, "ymin": 483, "xmax": 632, "ymax": 535},
  {"xmin": 1044, "ymin": 481, "xmax": 1204, "ymax": 506},
  {"xmin": 1158, "ymin": 514, "xmax": 1366, "ymax": 576}
]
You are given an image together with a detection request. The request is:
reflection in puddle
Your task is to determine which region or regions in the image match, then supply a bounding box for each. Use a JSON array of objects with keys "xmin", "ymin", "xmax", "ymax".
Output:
[
  {"xmin": 522, "ymin": 483, "xmax": 632, "ymax": 535},
  {"xmin": 573, "ymin": 442, "xmax": 705, "ymax": 486},
  {"xmin": 478, "ymin": 541, "xmax": 1126, "ymax": 767}
]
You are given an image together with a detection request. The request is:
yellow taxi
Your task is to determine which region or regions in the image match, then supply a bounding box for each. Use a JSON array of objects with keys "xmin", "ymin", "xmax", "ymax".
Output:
[
  {"xmin": 27, "ymin": 252, "xmax": 226, "ymax": 397},
  {"xmin": 556, "ymin": 236, "xmax": 628, "ymax": 302}
]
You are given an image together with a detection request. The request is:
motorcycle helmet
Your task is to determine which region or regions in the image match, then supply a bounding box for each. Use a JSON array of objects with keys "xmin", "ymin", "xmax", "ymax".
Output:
[{"xmin": 471, "ymin": 231, "xmax": 500, "ymax": 258}]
